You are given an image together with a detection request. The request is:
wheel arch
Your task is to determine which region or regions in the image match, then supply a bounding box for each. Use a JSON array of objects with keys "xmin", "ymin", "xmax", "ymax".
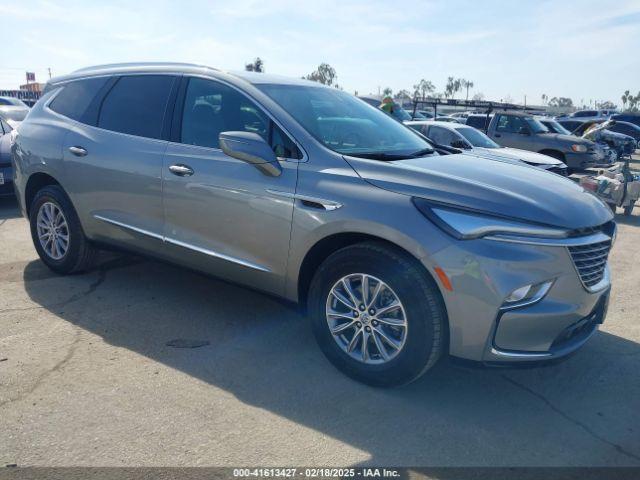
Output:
[
  {"xmin": 24, "ymin": 172, "xmax": 62, "ymax": 215},
  {"xmin": 296, "ymin": 232, "xmax": 446, "ymax": 307}
]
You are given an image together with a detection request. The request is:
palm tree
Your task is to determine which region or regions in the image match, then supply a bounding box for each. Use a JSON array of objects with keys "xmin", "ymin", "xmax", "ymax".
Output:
[
  {"xmin": 461, "ymin": 79, "xmax": 474, "ymax": 100},
  {"xmin": 622, "ymin": 90, "xmax": 630, "ymax": 111}
]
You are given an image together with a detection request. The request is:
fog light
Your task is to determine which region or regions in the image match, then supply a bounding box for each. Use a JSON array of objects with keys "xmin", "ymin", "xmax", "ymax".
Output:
[{"xmin": 502, "ymin": 281, "xmax": 554, "ymax": 310}]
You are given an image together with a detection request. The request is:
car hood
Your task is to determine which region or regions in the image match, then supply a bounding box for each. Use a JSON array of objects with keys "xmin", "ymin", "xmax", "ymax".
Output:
[
  {"xmin": 472, "ymin": 147, "xmax": 564, "ymax": 167},
  {"xmin": 539, "ymin": 133, "xmax": 592, "ymax": 145},
  {"xmin": 343, "ymin": 152, "xmax": 612, "ymax": 230}
]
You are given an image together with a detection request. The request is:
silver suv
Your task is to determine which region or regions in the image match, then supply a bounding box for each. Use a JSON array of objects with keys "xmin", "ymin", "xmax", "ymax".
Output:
[{"xmin": 13, "ymin": 63, "xmax": 615, "ymax": 386}]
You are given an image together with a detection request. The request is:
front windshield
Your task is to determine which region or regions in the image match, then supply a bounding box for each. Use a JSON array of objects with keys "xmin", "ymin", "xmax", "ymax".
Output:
[
  {"xmin": 524, "ymin": 117, "xmax": 549, "ymax": 134},
  {"xmin": 257, "ymin": 84, "xmax": 433, "ymax": 159},
  {"xmin": 544, "ymin": 120, "xmax": 570, "ymax": 135},
  {"xmin": 456, "ymin": 126, "xmax": 500, "ymax": 148}
]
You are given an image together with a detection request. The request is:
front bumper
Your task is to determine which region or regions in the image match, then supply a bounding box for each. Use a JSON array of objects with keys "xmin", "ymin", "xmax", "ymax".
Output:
[
  {"xmin": 564, "ymin": 151, "xmax": 612, "ymax": 169},
  {"xmin": 431, "ymin": 231, "xmax": 612, "ymax": 363}
]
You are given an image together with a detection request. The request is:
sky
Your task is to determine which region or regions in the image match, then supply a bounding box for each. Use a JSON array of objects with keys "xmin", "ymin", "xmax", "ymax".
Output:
[{"xmin": 1, "ymin": 0, "xmax": 639, "ymax": 107}]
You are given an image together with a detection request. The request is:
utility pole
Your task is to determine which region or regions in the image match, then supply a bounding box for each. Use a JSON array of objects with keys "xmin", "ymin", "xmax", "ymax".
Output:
[{"xmin": 48, "ymin": 68, "xmax": 52, "ymax": 79}]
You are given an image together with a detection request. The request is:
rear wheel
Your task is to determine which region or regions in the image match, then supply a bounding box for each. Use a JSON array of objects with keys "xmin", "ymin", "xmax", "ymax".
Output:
[
  {"xmin": 29, "ymin": 185, "xmax": 96, "ymax": 274},
  {"xmin": 308, "ymin": 242, "xmax": 447, "ymax": 387}
]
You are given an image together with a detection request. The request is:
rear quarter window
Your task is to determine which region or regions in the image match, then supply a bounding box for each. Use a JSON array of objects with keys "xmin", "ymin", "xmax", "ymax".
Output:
[{"xmin": 49, "ymin": 77, "xmax": 108, "ymax": 122}]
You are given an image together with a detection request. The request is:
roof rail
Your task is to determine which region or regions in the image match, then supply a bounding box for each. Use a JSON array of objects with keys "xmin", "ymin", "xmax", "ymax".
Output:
[{"xmin": 73, "ymin": 62, "xmax": 218, "ymax": 73}]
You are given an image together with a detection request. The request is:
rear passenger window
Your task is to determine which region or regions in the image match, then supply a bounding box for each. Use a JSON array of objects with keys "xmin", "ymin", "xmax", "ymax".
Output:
[
  {"xmin": 98, "ymin": 75, "xmax": 174, "ymax": 140},
  {"xmin": 181, "ymin": 77, "xmax": 301, "ymax": 158},
  {"xmin": 49, "ymin": 77, "xmax": 108, "ymax": 121}
]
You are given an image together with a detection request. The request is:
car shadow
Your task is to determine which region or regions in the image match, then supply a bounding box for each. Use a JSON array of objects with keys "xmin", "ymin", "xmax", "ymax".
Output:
[
  {"xmin": 0, "ymin": 196, "xmax": 20, "ymax": 220},
  {"xmin": 21, "ymin": 254, "xmax": 640, "ymax": 466}
]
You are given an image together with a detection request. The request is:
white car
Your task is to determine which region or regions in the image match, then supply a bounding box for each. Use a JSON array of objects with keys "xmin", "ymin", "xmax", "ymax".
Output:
[
  {"xmin": 407, "ymin": 120, "xmax": 569, "ymax": 176},
  {"xmin": 0, "ymin": 96, "xmax": 30, "ymax": 129}
]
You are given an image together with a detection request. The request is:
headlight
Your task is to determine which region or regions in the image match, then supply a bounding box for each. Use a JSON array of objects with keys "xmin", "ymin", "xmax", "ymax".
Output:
[
  {"xmin": 571, "ymin": 144, "xmax": 587, "ymax": 153},
  {"xmin": 412, "ymin": 198, "xmax": 569, "ymax": 240}
]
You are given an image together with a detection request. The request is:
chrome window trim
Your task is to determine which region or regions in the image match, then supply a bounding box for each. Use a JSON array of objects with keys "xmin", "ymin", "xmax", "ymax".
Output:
[{"xmin": 93, "ymin": 214, "xmax": 270, "ymax": 273}]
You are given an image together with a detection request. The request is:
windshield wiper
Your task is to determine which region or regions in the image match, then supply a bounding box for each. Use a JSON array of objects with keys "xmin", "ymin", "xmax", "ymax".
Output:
[
  {"xmin": 408, "ymin": 147, "xmax": 435, "ymax": 157},
  {"xmin": 350, "ymin": 152, "xmax": 413, "ymax": 161}
]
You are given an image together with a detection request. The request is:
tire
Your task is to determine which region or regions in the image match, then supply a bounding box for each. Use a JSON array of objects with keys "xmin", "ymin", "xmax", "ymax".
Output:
[
  {"xmin": 308, "ymin": 241, "xmax": 446, "ymax": 387},
  {"xmin": 29, "ymin": 185, "xmax": 96, "ymax": 274}
]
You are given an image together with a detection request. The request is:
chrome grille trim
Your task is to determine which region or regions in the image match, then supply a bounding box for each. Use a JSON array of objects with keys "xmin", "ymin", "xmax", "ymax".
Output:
[{"xmin": 568, "ymin": 239, "xmax": 612, "ymax": 290}]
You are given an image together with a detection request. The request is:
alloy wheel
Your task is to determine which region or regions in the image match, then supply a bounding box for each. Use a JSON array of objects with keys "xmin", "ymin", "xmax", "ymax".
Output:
[
  {"xmin": 36, "ymin": 202, "xmax": 70, "ymax": 260},
  {"xmin": 326, "ymin": 273, "xmax": 408, "ymax": 364}
]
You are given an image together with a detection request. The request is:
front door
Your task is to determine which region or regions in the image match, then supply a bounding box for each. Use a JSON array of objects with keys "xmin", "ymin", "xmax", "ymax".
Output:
[
  {"xmin": 491, "ymin": 114, "xmax": 533, "ymax": 150},
  {"xmin": 161, "ymin": 77, "xmax": 300, "ymax": 295}
]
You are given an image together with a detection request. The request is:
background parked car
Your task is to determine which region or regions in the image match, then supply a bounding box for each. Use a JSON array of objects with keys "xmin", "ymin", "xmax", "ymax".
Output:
[
  {"xmin": 407, "ymin": 120, "xmax": 568, "ymax": 175},
  {"xmin": 0, "ymin": 115, "xmax": 14, "ymax": 197},
  {"xmin": 481, "ymin": 110, "xmax": 607, "ymax": 170},
  {"xmin": 434, "ymin": 116, "xmax": 462, "ymax": 123},
  {"xmin": 540, "ymin": 118, "xmax": 617, "ymax": 163},
  {"xmin": 580, "ymin": 121, "xmax": 637, "ymax": 158},
  {"xmin": 606, "ymin": 121, "xmax": 640, "ymax": 146},
  {"xmin": 465, "ymin": 113, "xmax": 493, "ymax": 131},
  {"xmin": 556, "ymin": 109, "xmax": 618, "ymax": 122},
  {"xmin": 611, "ymin": 113, "xmax": 640, "ymax": 128},
  {"xmin": 0, "ymin": 96, "xmax": 30, "ymax": 128}
]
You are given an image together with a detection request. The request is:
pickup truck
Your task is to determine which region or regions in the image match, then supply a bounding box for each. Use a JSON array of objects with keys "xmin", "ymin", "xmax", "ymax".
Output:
[{"xmin": 474, "ymin": 110, "xmax": 609, "ymax": 171}]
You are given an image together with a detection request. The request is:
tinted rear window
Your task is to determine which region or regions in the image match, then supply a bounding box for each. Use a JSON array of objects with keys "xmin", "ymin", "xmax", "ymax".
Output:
[
  {"xmin": 49, "ymin": 77, "xmax": 108, "ymax": 121},
  {"xmin": 98, "ymin": 75, "xmax": 174, "ymax": 140}
]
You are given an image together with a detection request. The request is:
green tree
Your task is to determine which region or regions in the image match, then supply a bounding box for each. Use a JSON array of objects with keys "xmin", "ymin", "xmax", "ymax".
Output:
[
  {"xmin": 460, "ymin": 79, "xmax": 474, "ymax": 100},
  {"xmin": 621, "ymin": 90, "xmax": 630, "ymax": 110},
  {"xmin": 394, "ymin": 89, "xmax": 411, "ymax": 100},
  {"xmin": 444, "ymin": 77, "xmax": 462, "ymax": 99},
  {"xmin": 382, "ymin": 87, "xmax": 393, "ymax": 97},
  {"xmin": 244, "ymin": 57, "xmax": 264, "ymax": 72},
  {"xmin": 412, "ymin": 79, "xmax": 435, "ymax": 99},
  {"xmin": 306, "ymin": 63, "xmax": 337, "ymax": 86}
]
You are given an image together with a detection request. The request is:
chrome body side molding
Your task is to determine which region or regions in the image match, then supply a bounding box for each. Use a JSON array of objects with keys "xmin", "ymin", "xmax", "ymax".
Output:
[{"xmin": 93, "ymin": 214, "xmax": 271, "ymax": 272}]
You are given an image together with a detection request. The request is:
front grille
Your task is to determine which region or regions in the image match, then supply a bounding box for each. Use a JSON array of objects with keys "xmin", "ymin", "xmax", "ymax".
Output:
[{"xmin": 568, "ymin": 240, "xmax": 612, "ymax": 288}]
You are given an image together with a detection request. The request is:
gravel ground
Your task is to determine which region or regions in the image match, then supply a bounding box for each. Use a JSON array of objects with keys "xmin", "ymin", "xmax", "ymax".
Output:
[{"xmin": 1, "ymin": 165, "xmax": 639, "ymax": 467}]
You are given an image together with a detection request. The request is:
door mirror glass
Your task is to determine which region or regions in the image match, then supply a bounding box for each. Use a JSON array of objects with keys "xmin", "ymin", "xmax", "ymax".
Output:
[{"xmin": 219, "ymin": 131, "xmax": 282, "ymax": 176}]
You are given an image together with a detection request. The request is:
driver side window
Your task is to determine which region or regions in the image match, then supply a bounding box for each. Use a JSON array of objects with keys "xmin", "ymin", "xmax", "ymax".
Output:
[
  {"xmin": 496, "ymin": 115, "xmax": 524, "ymax": 133},
  {"xmin": 180, "ymin": 77, "xmax": 301, "ymax": 159}
]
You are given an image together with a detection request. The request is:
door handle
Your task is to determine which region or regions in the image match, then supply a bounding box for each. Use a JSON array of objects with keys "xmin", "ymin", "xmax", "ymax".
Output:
[
  {"xmin": 169, "ymin": 164, "xmax": 194, "ymax": 177},
  {"xmin": 69, "ymin": 146, "xmax": 87, "ymax": 157}
]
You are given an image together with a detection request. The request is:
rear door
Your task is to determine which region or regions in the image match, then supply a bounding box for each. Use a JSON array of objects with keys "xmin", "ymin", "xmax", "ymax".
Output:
[
  {"xmin": 60, "ymin": 74, "xmax": 177, "ymax": 250},
  {"xmin": 161, "ymin": 76, "xmax": 300, "ymax": 295}
]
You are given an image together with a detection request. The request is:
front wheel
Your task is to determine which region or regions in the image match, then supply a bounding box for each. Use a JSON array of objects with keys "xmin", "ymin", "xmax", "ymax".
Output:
[{"xmin": 308, "ymin": 242, "xmax": 447, "ymax": 387}]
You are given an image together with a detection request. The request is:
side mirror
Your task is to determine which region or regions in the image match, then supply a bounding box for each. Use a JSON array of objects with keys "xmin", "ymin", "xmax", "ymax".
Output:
[
  {"xmin": 451, "ymin": 139, "xmax": 471, "ymax": 149},
  {"xmin": 518, "ymin": 127, "xmax": 531, "ymax": 135},
  {"xmin": 219, "ymin": 131, "xmax": 282, "ymax": 177}
]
